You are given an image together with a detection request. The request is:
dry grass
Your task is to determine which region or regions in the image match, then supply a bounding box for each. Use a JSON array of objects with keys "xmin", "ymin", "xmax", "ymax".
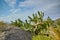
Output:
[{"xmin": 49, "ymin": 27, "xmax": 60, "ymax": 40}]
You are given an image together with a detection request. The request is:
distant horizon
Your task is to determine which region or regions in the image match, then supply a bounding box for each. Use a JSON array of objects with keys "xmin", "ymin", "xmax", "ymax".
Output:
[{"xmin": 0, "ymin": 0, "xmax": 60, "ymax": 22}]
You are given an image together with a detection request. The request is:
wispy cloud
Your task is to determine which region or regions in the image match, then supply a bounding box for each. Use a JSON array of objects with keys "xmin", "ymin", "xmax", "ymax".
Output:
[
  {"xmin": 42, "ymin": 3, "xmax": 60, "ymax": 11},
  {"xmin": 0, "ymin": 0, "xmax": 60, "ymax": 22},
  {"xmin": 19, "ymin": 0, "xmax": 60, "ymax": 11},
  {"xmin": 9, "ymin": 8, "xmax": 21, "ymax": 14},
  {"xmin": 0, "ymin": 10, "xmax": 33, "ymax": 22},
  {"xmin": 19, "ymin": 0, "xmax": 42, "ymax": 7},
  {"xmin": 5, "ymin": 0, "xmax": 17, "ymax": 8}
]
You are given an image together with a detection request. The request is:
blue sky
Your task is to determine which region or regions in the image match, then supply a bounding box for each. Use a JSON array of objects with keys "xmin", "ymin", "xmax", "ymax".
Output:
[{"xmin": 0, "ymin": 0, "xmax": 60, "ymax": 22}]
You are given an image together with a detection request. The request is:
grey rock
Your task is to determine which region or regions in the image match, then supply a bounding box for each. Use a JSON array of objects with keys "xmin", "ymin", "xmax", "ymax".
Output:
[{"xmin": 0, "ymin": 26, "xmax": 32, "ymax": 40}]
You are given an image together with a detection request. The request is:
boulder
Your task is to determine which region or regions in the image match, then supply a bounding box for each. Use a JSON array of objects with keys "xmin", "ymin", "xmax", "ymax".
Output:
[{"xmin": 0, "ymin": 25, "xmax": 32, "ymax": 40}]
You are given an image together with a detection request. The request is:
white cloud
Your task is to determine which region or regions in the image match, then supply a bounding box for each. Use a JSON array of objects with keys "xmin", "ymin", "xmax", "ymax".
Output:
[
  {"xmin": 0, "ymin": 7, "xmax": 34, "ymax": 22},
  {"xmin": 9, "ymin": 8, "xmax": 21, "ymax": 14},
  {"xmin": 19, "ymin": 0, "xmax": 60, "ymax": 11},
  {"xmin": 5, "ymin": 0, "xmax": 17, "ymax": 8},
  {"xmin": 1, "ymin": 0, "xmax": 60, "ymax": 22},
  {"xmin": 41, "ymin": 3, "xmax": 60, "ymax": 11},
  {"xmin": 19, "ymin": 0, "xmax": 41, "ymax": 7},
  {"xmin": 0, "ymin": 10, "xmax": 33, "ymax": 22}
]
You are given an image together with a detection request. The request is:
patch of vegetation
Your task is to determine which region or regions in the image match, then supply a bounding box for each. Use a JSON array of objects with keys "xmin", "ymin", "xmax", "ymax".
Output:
[
  {"xmin": 0, "ymin": 21, "xmax": 6, "ymax": 26},
  {"xmin": 32, "ymin": 35, "xmax": 52, "ymax": 40},
  {"xmin": 0, "ymin": 11, "xmax": 60, "ymax": 40},
  {"xmin": 8, "ymin": 11, "xmax": 60, "ymax": 40}
]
